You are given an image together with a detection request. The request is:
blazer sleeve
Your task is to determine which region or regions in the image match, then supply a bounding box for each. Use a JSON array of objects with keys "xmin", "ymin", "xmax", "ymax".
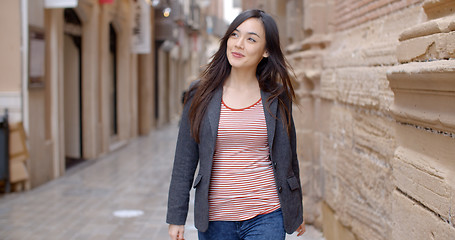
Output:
[
  {"xmin": 283, "ymin": 93, "xmax": 301, "ymax": 190},
  {"xmin": 166, "ymin": 94, "xmax": 199, "ymax": 226},
  {"xmin": 289, "ymin": 103, "xmax": 301, "ymax": 187}
]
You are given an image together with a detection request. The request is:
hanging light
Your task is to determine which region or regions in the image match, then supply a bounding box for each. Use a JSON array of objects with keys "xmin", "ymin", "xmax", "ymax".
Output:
[{"xmin": 163, "ymin": 7, "xmax": 171, "ymax": 17}]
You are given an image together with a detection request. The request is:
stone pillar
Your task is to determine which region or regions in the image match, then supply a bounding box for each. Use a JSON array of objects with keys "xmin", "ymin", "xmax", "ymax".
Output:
[
  {"xmin": 387, "ymin": 0, "xmax": 455, "ymax": 239},
  {"xmin": 138, "ymin": 53, "xmax": 155, "ymax": 134},
  {"xmin": 138, "ymin": 7, "xmax": 156, "ymax": 135},
  {"xmin": 81, "ymin": 1, "xmax": 100, "ymax": 159},
  {"xmin": 115, "ymin": 1, "xmax": 133, "ymax": 142},
  {"xmin": 129, "ymin": 54, "xmax": 139, "ymax": 138},
  {"xmin": 45, "ymin": 8, "xmax": 65, "ymax": 178},
  {"xmin": 157, "ymin": 46, "xmax": 170, "ymax": 127},
  {"xmin": 169, "ymin": 45, "xmax": 180, "ymax": 122}
]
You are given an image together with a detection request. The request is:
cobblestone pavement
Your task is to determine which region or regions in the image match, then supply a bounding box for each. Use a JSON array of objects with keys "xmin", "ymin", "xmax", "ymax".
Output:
[{"xmin": 0, "ymin": 123, "xmax": 325, "ymax": 240}]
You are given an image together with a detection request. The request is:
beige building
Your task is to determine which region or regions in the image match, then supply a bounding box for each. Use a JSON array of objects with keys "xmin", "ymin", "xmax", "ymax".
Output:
[
  {"xmin": 0, "ymin": 0, "xmax": 208, "ymax": 189},
  {"xmin": 244, "ymin": 0, "xmax": 455, "ymax": 239}
]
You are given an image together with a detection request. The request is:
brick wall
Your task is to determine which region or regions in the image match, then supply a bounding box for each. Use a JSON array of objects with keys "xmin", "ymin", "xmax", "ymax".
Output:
[{"xmin": 333, "ymin": 0, "xmax": 424, "ymax": 30}]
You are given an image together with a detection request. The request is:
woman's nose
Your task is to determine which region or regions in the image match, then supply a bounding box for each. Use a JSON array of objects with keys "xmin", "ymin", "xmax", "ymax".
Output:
[{"xmin": 234, "ymin": 38, "xmax": 244, "ymax": 49}]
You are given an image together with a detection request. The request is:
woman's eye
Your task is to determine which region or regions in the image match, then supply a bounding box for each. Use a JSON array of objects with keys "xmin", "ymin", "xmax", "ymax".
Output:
[
  {"xmin": 248, "ymin": 38, "xmax": 257, "ymax": 42},
  {"xmin": 230, "ymin": 32, "xmax": 238, "ymax": 37}
]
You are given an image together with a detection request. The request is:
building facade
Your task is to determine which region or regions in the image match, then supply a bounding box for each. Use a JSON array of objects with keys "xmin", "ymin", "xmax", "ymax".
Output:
[
  {"xmin": 0, "ymin": 0, "xmax": 209, "ymax": 189},
  {"xmin": 244, "ymin": 0, "xmax": 455, "ymax": 239}
]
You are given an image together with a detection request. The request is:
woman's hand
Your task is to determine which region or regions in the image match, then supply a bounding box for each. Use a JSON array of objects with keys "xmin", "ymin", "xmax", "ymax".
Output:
[
  {"xmin": 168, "ymin": 224, "xmax": 185, "ymax": 240},
  {"xmin": 296, "ymin": 222, "xmax": 306, "ymax": 236}
]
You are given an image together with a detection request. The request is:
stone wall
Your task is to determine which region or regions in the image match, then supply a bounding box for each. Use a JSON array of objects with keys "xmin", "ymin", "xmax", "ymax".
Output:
[
  {"xmin": 245, "ymin": 0, "xmax": 455, "ymax": 239},
  {"xmin": 387, "ymin": 0, "xmax": 455, "ymax": 239}
]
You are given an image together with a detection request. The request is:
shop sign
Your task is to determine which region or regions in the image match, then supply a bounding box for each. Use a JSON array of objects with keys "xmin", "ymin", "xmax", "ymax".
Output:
[
  {"xmin": 131, "ymin": 0, "xmax": 151, "ymax": 54},
  {"xmin": 29, "ymin": 28, "xmax": 45, "ymax": 88},
  {"xmin": 45, "ymin": 0, "xmax": 78, "ymax": 8}
]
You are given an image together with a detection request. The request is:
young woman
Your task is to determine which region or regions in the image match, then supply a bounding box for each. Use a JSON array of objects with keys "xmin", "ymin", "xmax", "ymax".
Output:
[{"xmin": 167, "ymin": 9, "xmax": 305, "ymax": 240}]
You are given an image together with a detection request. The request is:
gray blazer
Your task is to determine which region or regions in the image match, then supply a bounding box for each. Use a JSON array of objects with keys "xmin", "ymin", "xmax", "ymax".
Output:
[{"xmin": 166, "ymin": 86, "xmax": 303, "ymax": 234}]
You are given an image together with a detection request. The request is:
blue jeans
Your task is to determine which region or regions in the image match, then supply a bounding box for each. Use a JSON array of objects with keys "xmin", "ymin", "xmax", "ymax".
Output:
[{"xmin": 198, "ymin": 209, "xmax": 285, "ymax": 240}]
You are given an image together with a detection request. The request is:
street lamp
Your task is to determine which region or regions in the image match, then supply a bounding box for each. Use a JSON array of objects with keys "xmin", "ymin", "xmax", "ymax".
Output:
[{"xmin": 163, "ymin": 7, "xmax": 171, "ymax": 17}]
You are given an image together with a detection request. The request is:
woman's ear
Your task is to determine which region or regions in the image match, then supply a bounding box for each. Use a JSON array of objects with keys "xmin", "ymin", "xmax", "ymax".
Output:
[{"xmin": 263, "ymin": 51, "xmax": 269, "ymax": 58}]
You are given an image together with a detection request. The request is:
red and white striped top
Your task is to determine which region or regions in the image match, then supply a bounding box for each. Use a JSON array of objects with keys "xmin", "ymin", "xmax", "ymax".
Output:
[{"xmin": 208, "ymin": 98, "xmax": 280, "ymax": 221}]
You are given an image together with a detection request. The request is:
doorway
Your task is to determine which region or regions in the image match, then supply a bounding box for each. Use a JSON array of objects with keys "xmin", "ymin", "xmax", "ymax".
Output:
[
  {"xmin": 63, "ymin": 8, "xmax": 83, "ymax": 168},
  {"xmin": 109, "ymin": 23, "xmax": 119, "ymax": 139}
]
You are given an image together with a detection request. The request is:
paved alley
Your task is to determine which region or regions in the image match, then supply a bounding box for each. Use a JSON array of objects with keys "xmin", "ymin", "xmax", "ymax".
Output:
[{"xmin": 0, "ymin": 123, "xmax": 325, "ymax": 240}]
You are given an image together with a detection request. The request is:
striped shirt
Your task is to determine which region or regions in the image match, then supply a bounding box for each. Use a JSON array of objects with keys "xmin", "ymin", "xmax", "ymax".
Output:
[{"xmin": 208, "ymin": 98, "xmax": 281, "ymax": 221}]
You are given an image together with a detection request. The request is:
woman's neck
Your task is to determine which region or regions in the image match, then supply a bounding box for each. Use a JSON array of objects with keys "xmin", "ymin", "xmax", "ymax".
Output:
[
  {"xmin": 222, "ymin": 68, "xmax": 261, "ymax": 109},
  {"xmin": 225, "ymin": 68, "xmax": 258, "ymax": 89}
]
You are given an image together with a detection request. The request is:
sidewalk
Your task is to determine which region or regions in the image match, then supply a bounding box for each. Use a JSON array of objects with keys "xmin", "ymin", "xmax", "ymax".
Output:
[{"xmin": 0, "ymin": 123, "xmax": 325, "ymax": 240}]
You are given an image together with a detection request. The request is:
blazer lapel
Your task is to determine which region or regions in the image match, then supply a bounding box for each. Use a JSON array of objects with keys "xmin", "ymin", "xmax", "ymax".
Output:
[
  {"xmin": 207, "ymin": 87, "xmax": 223, "ymax": 147},
  {"xmin": 261, "ymin": 91, "xmax": 278, "ymax": 153},
  {"xmin": 205, "ymin": 89, "xmax": 277, "ymax": 155}
]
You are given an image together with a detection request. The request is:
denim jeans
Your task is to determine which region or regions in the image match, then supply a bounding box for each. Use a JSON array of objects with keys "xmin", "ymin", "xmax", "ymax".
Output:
[{"xmin": 198, "ymin": 209, "xmax": 285, "ymax": 240}]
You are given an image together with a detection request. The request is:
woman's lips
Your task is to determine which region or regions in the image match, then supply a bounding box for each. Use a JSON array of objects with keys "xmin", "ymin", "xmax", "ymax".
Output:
[{"xmin": 231, "ymin": 52, "xmax": 244, "ymax": 58}]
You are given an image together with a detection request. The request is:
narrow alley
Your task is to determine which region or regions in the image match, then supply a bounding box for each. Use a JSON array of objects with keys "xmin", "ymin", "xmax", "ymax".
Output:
[
  {"xmin": 0, "ymin": 122, "xmax": 324, "ymax": 240},
  {"xmin": 2, "ymin": 1, "xmax": 455, "ymax": 240}
]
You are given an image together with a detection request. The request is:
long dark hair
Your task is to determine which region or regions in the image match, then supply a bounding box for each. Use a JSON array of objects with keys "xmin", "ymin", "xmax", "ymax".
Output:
[{"xmin": 187, "ymin": 9, "xmax": 296, "ymax": 143}]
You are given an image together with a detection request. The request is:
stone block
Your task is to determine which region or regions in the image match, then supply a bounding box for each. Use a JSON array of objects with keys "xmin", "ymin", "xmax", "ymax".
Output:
[
  {"xmin": 393, "ymin": 123, "xmax": 455, "ymax": 222},
  {"xmin": 333, "ymin": 0, "xmax": 423, "ymax": 31},
  {"xmin": 397, "ymin": 31, "xmax": 455, "ymax": 62},
  {"xmin": 423, "ymin": 0, "xmax": 455, "ymax": 19},
  {"xmin": 320, "ymin": 106, "xmax": 394, "ymax": 240},
  {"xmin": 387, "ymin": 60, "xmax": 455, "ymax": 132},
  {"xmin": 325, "ymin": 5, "xmax": 423, "ymax": 68},
  {"xmin": 297, "ymin": 129, "xmax": 325, "ymax": 226},
  {"xmin": 316, "ymin": 99, "xmax": 334, "ymax": 135},
  {"xmin": 397, "ymin": 34, "xmax": 438, "ymax": 62},
  {"xmin": 289, "ymin": 50, "xmax": 324, "ymax": 70},
  {"xmin": 324, "ymin": 43, "xmax": 398, "ymax": 69},
  {"xmin": 322, "ymin": 201, "xmax": 358, "ymax": 240},
  {"xmin": 304, "ymin": 3, "xmax": 328, "ymax": 34},
  {"xmin": 334, "ymin": 0, "xmax": 393, "ymax": 30},
  {"xmin": 391, "ymin": 190, "xmax": 455, "ymax": 240},
  {"xmin": 321, "ymin": 169, "xmax": 337, "ymax": 209},
  {"xmin": 321, "ymin": 67, "xmax": 393, "ymax": 111},
  {"xmin": 399, "ymin": 16, "xmax": 455, "ymax": 41},
  {"xmin": 322, "ymin": 168, "xmax": 391, "ymax": 240},
  {"xmin": 352, "ymin": 111, "xmax": 396, "ymax": 167},
  {"xmin": 293, "ymin": 99, "xmax": 314, "ymax": 130},
  {"xmin": 301, "ymin": 169, "xmax": 322, "ymax": 224},
  {"xmin": 320, "ymin": 69, "xmax": 336, "ymax": 101},
  {"xmin": 393, "ymin": 146, "xmax": 452, "ymax": 221},
  {"xmin": 297, "ymin": 131, "xmax": 314, "ymax": 173}
]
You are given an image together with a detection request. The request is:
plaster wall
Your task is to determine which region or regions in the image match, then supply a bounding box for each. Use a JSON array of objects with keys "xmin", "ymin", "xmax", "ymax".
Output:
[
  {"xmin": 0, "ymin": 0, "xmax": 22, "ymax": 122},
  {"xmin": 0, "ymin": 0, "xmax": 21, "ymax": 92}
]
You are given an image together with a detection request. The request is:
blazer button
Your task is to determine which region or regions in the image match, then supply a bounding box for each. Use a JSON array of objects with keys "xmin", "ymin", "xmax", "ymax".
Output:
[
  {"xmin": 273, "ymin": 162, "xmax": 277, "ymax": 169},
  {"xmin": 278, "ymin": 186, "xmax": 283, "ymax": 193}
]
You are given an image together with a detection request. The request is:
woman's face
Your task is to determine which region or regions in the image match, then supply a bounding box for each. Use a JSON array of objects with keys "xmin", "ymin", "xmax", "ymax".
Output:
[{"xmin": 226, "ymin": 18, "xmax": 268, "ymax": 71}]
